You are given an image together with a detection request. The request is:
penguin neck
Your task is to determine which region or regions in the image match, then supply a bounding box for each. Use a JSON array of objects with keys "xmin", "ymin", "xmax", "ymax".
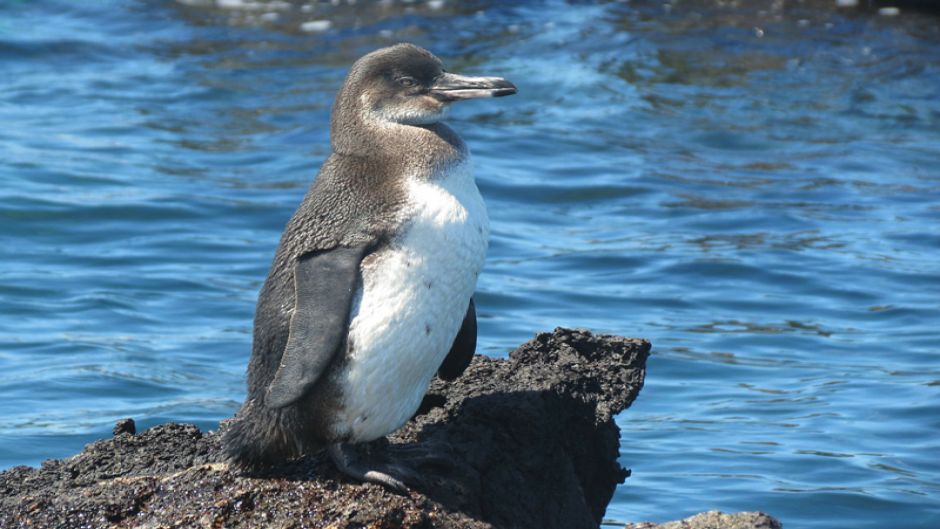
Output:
[{"xmin": 330, "ymin": 102, "xmax": 467, "ymax": 179}]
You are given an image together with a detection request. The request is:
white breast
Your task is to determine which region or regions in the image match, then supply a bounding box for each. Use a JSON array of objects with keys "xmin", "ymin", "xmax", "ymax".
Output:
[{"xmin": 329, "ymin": 159, "xmax": 489, "ymax": 442}]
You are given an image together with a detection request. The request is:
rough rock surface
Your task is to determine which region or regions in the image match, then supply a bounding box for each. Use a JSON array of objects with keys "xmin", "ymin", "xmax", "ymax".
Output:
[
  {"xmin": 0, "ymin": 328, "xmax": 651, "ymax": 529},
  {"xmin": 624, "ymin": 511, "xmax": 782, "ymax": 529}
]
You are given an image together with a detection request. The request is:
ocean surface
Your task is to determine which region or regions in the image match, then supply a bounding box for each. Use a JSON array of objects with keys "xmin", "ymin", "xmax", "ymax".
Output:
[{"xmin": 1, "ymin": 0, "xmax": 938, "ymax": 526}]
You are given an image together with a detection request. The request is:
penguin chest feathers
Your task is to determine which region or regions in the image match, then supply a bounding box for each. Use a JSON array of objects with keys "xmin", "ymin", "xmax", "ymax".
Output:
[{"xmin": 330, "ymin": 158, "xmax": 489, "ymax": 442}]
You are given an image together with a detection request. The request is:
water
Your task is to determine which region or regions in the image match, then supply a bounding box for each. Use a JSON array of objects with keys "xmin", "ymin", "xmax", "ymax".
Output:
[{"xmin": 1, "ymin": 0, "xmax": 938, "ymax": 527}]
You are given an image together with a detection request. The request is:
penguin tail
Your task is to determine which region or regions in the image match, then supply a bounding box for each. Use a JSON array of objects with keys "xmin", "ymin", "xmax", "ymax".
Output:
[{"xmin": 221, "ymin": 399, "xmax": 301, "ymax": 474}]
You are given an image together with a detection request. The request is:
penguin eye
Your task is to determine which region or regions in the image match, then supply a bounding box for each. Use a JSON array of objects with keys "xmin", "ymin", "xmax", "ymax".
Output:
[{"xmin": 397, "ymin": 77, "xmax": 416, "ymax": 88}]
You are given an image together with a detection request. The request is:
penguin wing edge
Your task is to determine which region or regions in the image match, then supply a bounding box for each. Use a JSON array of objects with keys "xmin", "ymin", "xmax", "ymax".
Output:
[
  {"xmin": 437, "ymin": 298, "xmax": 476, "ymax": 381},
  {"xmin": 265, "ymin": 244, "xmax": 368, "ymax": 409}
]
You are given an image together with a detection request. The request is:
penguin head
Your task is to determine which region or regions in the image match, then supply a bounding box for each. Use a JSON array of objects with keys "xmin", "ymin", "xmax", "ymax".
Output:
[{"xmin": 337, "ymin": 43, "xmax": 517, "ymax": 127}]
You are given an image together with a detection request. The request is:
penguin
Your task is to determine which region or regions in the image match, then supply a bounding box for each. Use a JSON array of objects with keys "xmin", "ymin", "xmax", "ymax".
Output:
[{"xmin": 222, "ymin": 43, "xmax": 516, "ymax": 491}]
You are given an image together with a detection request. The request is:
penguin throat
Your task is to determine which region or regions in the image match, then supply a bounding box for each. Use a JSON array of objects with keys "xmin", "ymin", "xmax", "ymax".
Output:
[{"xmin": 330, "ymin": 104, "xmax": 466, "ymax": 171}]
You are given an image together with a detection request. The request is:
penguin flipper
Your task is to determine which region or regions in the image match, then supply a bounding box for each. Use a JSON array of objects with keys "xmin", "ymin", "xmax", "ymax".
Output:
[
  {"xmin": 265, "ymin": 244, "xmax": 367, "ymax": 409},
  {"xmin": 437, "ymin": 298, "xmax": 476, "ymax": 381}
]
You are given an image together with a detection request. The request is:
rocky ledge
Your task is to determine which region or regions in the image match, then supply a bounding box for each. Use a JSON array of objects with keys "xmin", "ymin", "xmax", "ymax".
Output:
[{"xmin": 0, "ymin": 328, "xmax": 781, "ymax": 529}]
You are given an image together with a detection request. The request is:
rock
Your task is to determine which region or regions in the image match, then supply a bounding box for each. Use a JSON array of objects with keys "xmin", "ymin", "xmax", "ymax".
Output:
[
  {"xmin": 624, "ymin": 511, "xmax": 783, "ymax": 529},
  {"xmin": 0, "ymin": 328, "xmax": 651, "ymax": 529},
  {"xmin": 113, "ymin": 418, "xmax": 136, "ymax": 436}
]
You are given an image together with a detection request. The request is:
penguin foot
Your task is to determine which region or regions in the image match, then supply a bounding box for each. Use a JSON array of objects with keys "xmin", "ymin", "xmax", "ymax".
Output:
[
  {"xmin": 327, "ymin": 441, "xmax": 455, "ymax": 492},
  {"xmin": 328, "ymin": 443, "xmax": 415, "ymax": 493},
  {"xmin": 384, "ymin": 443, "xmax": 455, "ymax": 472}
]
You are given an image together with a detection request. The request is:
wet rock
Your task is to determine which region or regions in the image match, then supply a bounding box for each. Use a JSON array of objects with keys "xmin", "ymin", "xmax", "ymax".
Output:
[
  {"xmin": 624, "ymin": 510, "xmax": 783, "ymax": 529},
  {"xmin": 0, "ymin": 328, "xmax": 650, "ymax": 529}
]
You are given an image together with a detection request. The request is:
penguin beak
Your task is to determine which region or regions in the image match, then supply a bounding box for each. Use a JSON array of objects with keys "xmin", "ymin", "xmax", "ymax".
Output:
[{"xmin": 430, "ymin": 72, "xmax": 517, "ymax": 102}]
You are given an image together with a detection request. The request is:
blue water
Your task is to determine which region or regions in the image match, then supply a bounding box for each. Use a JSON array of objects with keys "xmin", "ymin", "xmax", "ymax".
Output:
[{"xmin": 1, "ymin": 0, "xmax": 938, "ymax": 527}]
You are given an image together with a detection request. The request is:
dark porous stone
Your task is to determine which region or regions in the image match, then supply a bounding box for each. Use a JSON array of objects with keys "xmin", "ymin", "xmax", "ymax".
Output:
[
  {"xmin": 624, "ymin": 511, "xmax": 784, "ymax": 529},
  {"xmin": 113, "ymin": 418, "xmax": 136, "ymax": 436},
  {"xmin": 0, "ymin": 328, "xmax": 651, "ymax": 528}
]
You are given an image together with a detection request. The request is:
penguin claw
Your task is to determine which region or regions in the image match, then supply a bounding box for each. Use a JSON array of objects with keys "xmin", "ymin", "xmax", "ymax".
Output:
[{"xmin": 360, "ymin": 468, "xmax": 409, "ymax": 493}]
